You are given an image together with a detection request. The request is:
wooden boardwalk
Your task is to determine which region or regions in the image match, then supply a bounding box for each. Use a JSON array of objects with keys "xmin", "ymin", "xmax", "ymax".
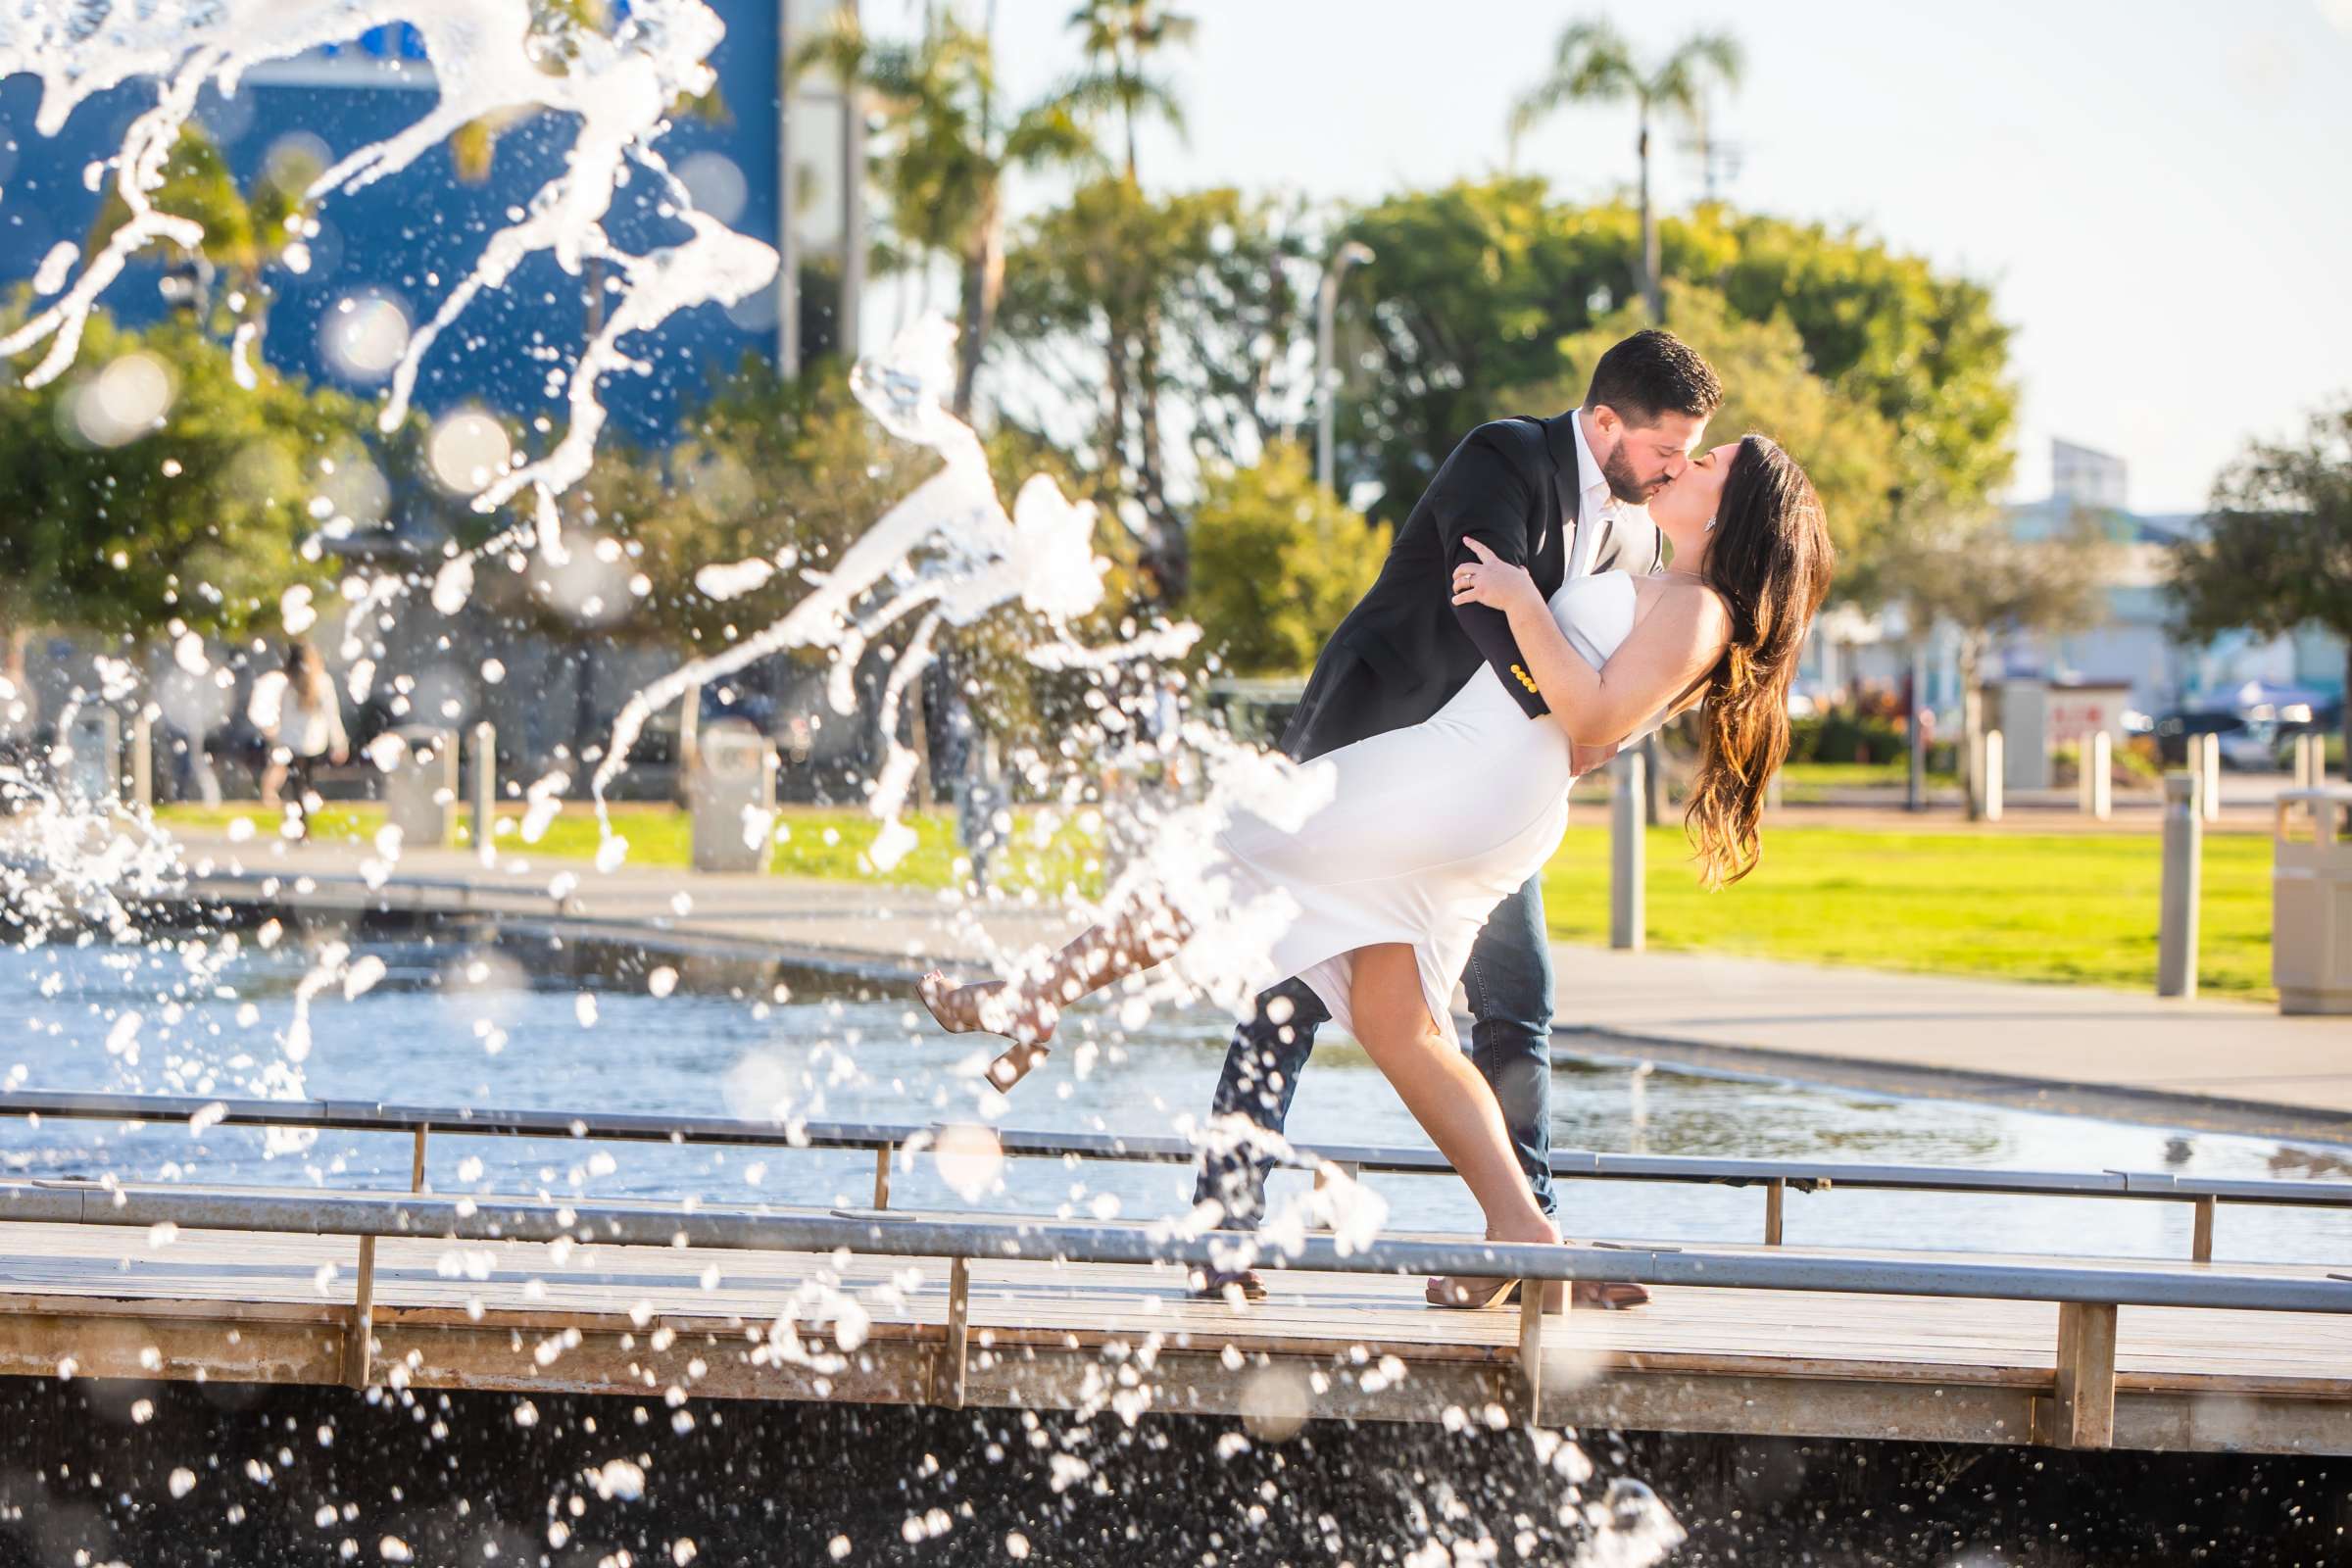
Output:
[{"xmin": 4, "ymin": 1200, "xmax": 2347, "ymax": 1454}]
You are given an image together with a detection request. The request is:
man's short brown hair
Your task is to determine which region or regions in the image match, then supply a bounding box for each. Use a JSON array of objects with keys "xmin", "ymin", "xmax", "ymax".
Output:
[{"xmin": 1583, "ymin": 329, "xmax": 1723, "ymax": 428}]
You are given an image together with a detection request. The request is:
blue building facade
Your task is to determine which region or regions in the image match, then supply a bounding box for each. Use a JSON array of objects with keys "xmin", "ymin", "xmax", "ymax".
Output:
[{"xmin": 0, "ymin": 5, "xmax": 858, "ymax": 451}]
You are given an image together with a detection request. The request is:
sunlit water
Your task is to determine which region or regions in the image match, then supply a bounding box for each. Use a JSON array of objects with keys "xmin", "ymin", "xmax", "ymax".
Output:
[{"xmin": 6, "ymin": 934, "xmax": 2348, "ymax": 1268}]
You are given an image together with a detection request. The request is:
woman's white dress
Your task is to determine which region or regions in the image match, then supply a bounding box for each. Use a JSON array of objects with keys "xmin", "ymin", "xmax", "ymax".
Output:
[{"xmin": 1212, "ymin": 569, "xmax": 1660, "ymax": 1047}]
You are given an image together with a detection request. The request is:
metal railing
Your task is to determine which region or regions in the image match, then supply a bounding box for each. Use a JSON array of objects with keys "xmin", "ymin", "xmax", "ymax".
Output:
[
  {"xmin": 9, "ymin": 1088, "xmax": 2351, "ymax": 1266},
  {"xmin": 6, "ymin": 1173, "xmax": 2350, "ymax": 1438}
]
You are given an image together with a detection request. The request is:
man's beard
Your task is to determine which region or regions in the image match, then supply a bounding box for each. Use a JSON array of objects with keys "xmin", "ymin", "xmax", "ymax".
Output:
[{"xmin": 1599, "ymin": 441, "xmax": 1660, "ymax": 505}]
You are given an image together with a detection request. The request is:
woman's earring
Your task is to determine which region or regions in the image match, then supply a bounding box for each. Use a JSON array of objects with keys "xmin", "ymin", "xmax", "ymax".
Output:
[{"xmin": 1703, "ymin": 514, "xmax": 1718, "ymax": 532}]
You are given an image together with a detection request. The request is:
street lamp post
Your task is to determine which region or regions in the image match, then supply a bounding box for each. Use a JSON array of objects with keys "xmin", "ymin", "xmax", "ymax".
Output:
[{"xmin": 1316, "ymin": 240, "xmax": 1375, "ymax": 492}]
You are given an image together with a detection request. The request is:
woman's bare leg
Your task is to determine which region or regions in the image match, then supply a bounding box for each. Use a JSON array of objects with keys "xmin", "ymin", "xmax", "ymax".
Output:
[
  {"xmin": 919, "ymin": 891, "xmax": 1193, "ymax": 1090},
  {"xmin": 1348, "ymin": 943, "xmax": 1557, "ymax": 1249}
]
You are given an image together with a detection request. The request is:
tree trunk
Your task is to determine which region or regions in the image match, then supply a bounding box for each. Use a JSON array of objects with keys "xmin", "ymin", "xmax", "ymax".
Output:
[
  {"xmin": 1637, "ymin": 110, "xmax": 1661, "ymax": 320},
  {"xmin": 2342, "ymin": 642, "xmax": 2351, "ymax": 782},
  {"xmin": 1135, "ymin": 299, "xmax": 1179, "ymax": 599},
  {"xmin": 1959, "ymin": 630, "xmax": 1984, "ymax": 821},
  {"xmin": 952, "ymin": 191, "xmax": 1004, "ymax": 420}
]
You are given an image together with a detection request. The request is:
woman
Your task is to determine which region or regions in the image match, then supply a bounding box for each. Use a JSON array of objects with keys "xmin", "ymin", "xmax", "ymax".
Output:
[
  {"xmin": 922, "ymin": 435, "xmax": 1835, "ymax": 1281},
  {"xmin": 261, "ymin": 640, "xmax": 348, "ymax": 838}
]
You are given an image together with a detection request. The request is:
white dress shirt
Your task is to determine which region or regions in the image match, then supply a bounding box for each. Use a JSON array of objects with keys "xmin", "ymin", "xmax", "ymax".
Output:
[{"xmin": 1566, "ymin": 409, "xmax": 1617, "ymax": 579}]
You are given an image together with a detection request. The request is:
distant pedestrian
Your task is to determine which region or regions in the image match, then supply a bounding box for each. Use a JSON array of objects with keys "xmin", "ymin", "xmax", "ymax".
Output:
[{"xmin": 260, "ymin": 640, "xmax": 347, "ymax": 839}]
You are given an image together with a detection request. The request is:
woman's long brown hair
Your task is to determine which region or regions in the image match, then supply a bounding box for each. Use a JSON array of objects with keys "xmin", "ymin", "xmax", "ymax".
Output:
[{"xmin": 1684, "ymin": 435, "xmax": 1836, "ymax": 888}]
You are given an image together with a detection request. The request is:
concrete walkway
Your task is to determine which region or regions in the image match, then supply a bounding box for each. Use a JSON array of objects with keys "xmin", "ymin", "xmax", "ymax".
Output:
[{"xmin": 168, "ymin": 828, "xmax": 2352, "ymax": 1143}]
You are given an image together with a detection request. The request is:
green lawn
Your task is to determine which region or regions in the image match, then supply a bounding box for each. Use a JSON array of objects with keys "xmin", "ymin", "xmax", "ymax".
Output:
[
  {"xmin": 1773, "ymin": 760, "xmax": 1957, "ymax": 801},
  {"xmin": 153, "ymin": 801, "xmax": 1101, "ymax": 896},
  {"xmin": 157, "ymin": 804, "xmax": 2277, "ymax": 1001},
  {"xmin": 1541, "ymin": 823, "xmax": 2275, "ymax": 1000}
]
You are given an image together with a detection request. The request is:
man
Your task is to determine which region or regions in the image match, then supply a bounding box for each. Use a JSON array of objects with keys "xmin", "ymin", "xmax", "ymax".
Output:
[{"xmin": 1192, "ymin": 328, "xmax": 1722, "ymax": 1305}]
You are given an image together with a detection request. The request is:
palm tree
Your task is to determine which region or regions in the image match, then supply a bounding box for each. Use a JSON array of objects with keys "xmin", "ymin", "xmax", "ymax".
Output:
[
  {"xmin": 797, "ymin": 10, "xmax": 1097, "ymax": 416},
  {"xmin": 1063, "ymin": 0, "xmax": 1196, "ymax": 185},
  {"xmin": 83, "ymin": 122, "xmax": 318, "ymax": 350},
  {"xmin": 1508, "ymin": 19, "xmax": 1743, "ymax": 319}
]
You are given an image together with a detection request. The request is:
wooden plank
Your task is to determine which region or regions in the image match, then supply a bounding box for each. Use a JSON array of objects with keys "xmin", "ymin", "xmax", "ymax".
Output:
[
  {"xmin": 2049, "ymin": 1300, "xmax": 2119, "ymax": 1449},
  {"xmin": 2, "ymin": 1219, "xmax": 2348, "ymax": 1455}
]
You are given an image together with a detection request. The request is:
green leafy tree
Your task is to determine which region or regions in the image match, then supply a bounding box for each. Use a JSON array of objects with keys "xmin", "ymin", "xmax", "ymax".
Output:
[
  {"xmin": 1187, "ymin": 441, "xmax": 1389, "ymax": 676},
  {"xmin": 1332, "ymin": 182, "xmax": 2015, "ymax": 558},
  {"xmin": 620, "ymin": 358, "xmax": 1144, "ymax": 755},
  {"xmin": 2170, "ymin": 402, "xmax": 2352, "ymax": 765},
  {"xmin": 1525, "ymin": 280, "xmax": 1899, "ymax": 573},
  {"xmin": 83, "ymin": 122, "xmax": 318, "ymax": 349},
  {"xmin": 1508, "ymin": 18, "xmax": 1743, "ymax": 318},
  {"xmin": 795, "ymin": 10, "xmax": 1098, "ymax": 417},
  {"xmin": 0, "ymin": 312, "xmax": 369, "ymax": 642},
  {"xmin": 1000, "ymin": 181, "xmax": 1316, "ymax": 604}
]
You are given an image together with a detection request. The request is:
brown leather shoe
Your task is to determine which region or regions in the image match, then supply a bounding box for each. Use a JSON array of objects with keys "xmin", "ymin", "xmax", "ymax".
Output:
[
  {"xmin": 1572, "ymin": 1280, "xmax": 1650, "ymax": 1310},
  {"xmin": 1190, "ymin": 1266, "xmax": 1267, "ymax": 1302},
  {"xmin": 1425, "ymin": 1276, "xmax": 1650, "ymax": 1310}
]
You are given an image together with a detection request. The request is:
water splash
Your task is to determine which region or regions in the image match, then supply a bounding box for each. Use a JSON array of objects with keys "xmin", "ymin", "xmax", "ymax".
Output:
[{"xmin": 587, "ymin": 317, "xmax": 1118, "ymax": 871}]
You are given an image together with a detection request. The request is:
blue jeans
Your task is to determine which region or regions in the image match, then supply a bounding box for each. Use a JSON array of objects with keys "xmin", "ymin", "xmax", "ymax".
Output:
[{"xmin": 1191, "ymin": 873, "xmax": 1556, "ymax": 1227}]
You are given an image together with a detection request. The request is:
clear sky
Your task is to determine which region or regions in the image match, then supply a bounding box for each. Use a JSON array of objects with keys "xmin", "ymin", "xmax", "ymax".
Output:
[{"xmin": 901, "ymin": 0, "xmax": 2352, "ymax": 514}]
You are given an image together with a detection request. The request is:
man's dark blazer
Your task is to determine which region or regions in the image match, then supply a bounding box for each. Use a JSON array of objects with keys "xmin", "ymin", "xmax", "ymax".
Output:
[{"xmin": 1279, "ymin": 411, "xmax": 1662, "ymax": 763}]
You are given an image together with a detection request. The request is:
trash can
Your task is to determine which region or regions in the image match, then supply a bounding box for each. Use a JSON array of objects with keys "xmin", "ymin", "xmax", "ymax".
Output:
[
  {"xmin": 383, "ymin": 727, "xmax": 460, "ymax": 847},
  {"xmin": 2274, "ymin": 787, "xmax": 2352, "ymax": 1015},
  {"xmin": 690, "ymin": 720, "xmax": 777, "ymax": 873}
]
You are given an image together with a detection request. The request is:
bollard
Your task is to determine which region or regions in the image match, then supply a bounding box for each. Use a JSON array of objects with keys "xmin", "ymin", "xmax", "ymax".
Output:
[
  {"xmin": 1983, "ymin": 730, "xmax": 2004, "ymax": 822},
  {"xmin": 129, "ymin": 707, "xmax": 154, "ymax": 810},
  {"xmin": 2197, "ymin": 733, "xmax": 2222, "ymax": 823},
  {"xmin": 1611, "ymin": 749, "xmax": 1645, "ymax": 951},
  {"xmin": 689, "ymin": 719, "xmax": 778, "ymax": 872},
  {"xmin": 2158, "ymin": 772, "xmax": 2201, "ymax": 999},
  {"xmin": 468, "ymin": 720, "xmax": 497, "ymax": 866},
  {"xmin": 385, "ymin": 727, "xmax": 460, "ymax": 847},
  {"xmin": 2080, "ymin": 731, "xmax": 2111, "ymax": 821},
  {"xmin": 2292, "ymin": 733, "xmax": 2324, "ymax": 793}
]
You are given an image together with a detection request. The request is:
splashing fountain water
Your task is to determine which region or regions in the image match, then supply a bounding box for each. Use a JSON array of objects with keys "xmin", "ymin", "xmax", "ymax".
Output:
[{"xmin": 0, "ymin": 9, "xmax": 1686, "ymax": 1564}]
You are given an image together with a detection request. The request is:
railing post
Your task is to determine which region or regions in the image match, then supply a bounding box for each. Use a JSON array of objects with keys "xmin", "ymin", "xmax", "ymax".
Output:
[
  {"xmin": 468, "ymin": 720, "xmax": 497, "ymax": 866},
  {"xmin": 1764, "ymin": 1178, "xmax": 1787, "ymax": 1247},
  {"xmin": 2191, "ymin": 1196, "xmax": 2216, "ymax": 1263},
  {"xmin": 411, "ymin": 1125, "xmax": 429, "ymax": 1193},
  {"xmin": 938, "ymin": 1255, "xmax": 971, "ymax": 1408},
  {"xmin": 2048, "ymin": 1300, "xmax": 2118, "ymax": 1449},
  {"xmin": 2158, "ymin": 772, "xmax": 2202, "ymax": 999},
  {"xmin": 1310, "ymin": 1159, "xmax": 1362, "ymax": 1232},
  {"xmin": 873, "ymin": 1144, "xmax": 893, "ymax": 1210},
  {"xmin": 1610, "ymin": 750, "xmax": 1645, "ymax": 952},
  {"xmin": 345, "ymin": 1236, "xmax": 377, "ymax": 1389},
  {"xmin": 1517, "ymin": 1276, "xmax": 1547, "ymax": 1426}
]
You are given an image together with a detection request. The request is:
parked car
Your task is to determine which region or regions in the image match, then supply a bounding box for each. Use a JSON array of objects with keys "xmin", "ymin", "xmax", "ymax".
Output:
[{"xmin": 2152, "ymin": 710, "xmax": 2245, "ymax": 766}]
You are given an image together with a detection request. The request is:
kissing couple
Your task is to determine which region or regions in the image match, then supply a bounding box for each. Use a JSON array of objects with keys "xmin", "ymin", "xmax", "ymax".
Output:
[{"xmin": 920, "ymin": 329, "xmax": 1835, "ymax": 1312}]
